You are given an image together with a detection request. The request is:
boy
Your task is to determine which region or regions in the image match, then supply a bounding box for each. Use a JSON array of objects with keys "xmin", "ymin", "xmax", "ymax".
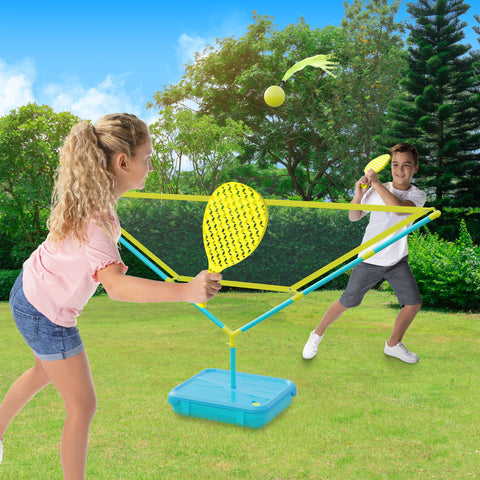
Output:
[{"xmin": 302, "ymin": 142, "xmax": 426, "ymax": 363}]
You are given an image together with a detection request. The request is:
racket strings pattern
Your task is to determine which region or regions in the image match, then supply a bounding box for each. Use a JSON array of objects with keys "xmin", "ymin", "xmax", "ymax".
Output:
[
  {"xmin": 361, "ymin": 154, "xmax": 391, "ymax": 188},
  {"xmin": 364, "ymin": 154, "xmax": 391, "ymax": 174},
  {"xmin": 203, "ymin": 183, "xmax": 268, "ymax": 272}
]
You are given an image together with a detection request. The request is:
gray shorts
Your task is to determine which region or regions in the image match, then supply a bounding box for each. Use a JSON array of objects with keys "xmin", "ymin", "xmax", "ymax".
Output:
[{"xmin": 339, "ymin": 256, "xmax": 421, "ymax": 308}]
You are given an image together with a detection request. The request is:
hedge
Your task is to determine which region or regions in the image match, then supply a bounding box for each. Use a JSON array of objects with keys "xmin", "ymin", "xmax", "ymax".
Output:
[
  {"xmin": 0, "ymin": 269, "xmax": 21, "ymax": 301},
  {"xmin": 116, "ymin": 197, "xmax": 367, "ymax": 291}
]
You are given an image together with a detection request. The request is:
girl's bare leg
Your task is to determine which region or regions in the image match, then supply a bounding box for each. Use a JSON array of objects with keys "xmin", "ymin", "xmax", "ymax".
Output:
[
  {"xmin": 0, "ymin": 355, "xmax": 51, "ymax": 439},
  {"xmin": 40, "ymin": 350, "xmax": 97, "ymax": 480}
]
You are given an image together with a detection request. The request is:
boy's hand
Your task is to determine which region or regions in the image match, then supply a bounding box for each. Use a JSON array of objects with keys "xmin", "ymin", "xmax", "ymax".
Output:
[
  {"xmin": 365, "ymin": 168, "xmax": 381, "ymax": 187},
  {"xmin": 355, "ymin": 176, "xmax": 370, "ymax": 195},
  {"xmin": 186, "ymin": 271, "xmax": 222, "ymax": 303}
]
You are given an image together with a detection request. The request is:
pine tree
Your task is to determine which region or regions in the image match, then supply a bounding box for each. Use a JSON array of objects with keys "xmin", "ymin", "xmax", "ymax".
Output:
[{"xmin": 378, "ymin": 0, "xmax": 480, "ymax": 210}]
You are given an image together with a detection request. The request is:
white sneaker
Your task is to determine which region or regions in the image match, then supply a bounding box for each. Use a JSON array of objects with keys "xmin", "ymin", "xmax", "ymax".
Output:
[
  {"xmin": 302, "ymin": 331, "xmax": 323, "ymax": 359},
  {"xmin": 384, "ymin": 341, "xmax": 419, "ymax": 364},
  {"xmin": 0, "ymin": 438, "xmax": 3, "ymax": 464}
]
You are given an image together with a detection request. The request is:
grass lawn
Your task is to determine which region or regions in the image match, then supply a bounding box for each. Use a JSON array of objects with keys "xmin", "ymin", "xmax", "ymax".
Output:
[{"xmin": 0, "ymin": 290, "xmax": 479, "ymax": 479}]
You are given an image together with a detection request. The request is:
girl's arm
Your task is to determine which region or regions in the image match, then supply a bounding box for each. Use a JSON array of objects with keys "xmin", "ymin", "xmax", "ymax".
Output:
[{"xmin": 97, "ymin": 263, "xmax": 222, "ymax": 304}]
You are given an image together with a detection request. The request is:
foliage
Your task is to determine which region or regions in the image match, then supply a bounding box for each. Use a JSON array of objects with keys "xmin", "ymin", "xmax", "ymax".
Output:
[
  {"xmin": 149, "ymin": 1, "xmax": 406, "ymax": 201},
  {"xmin": 0, "ymin": 232, "xmax": 18, "ymax": 269},
  {"xmin": 147, "ymin": 108, "xmax": 250, "ymax": 194},
  {"xmin": 377, "ymin": 0, "xmax": 480, "ymax": 212},
  {"xmin": 0, "ymin": 270, "xmax": 20, "ymax": 301},
  {"xmin": 0, "ymin": 104, "xmax": 80, "ymax": 263},
  {"xmin": 403, "ymin": 219, "xmax": 480, "ymax": 311},
  {"xmin": 427, "ymin": 206, "xmax": 480, "ymax": 243}
]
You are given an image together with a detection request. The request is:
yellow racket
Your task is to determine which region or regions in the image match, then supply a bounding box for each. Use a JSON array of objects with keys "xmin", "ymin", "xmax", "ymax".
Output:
[
  {"xmin": 360, "ymin": 154, "xmax": 391, "ymax": 188},
  {"xmin": 198, "ymin": 182, "xmax": 268, "ymax": 307}
]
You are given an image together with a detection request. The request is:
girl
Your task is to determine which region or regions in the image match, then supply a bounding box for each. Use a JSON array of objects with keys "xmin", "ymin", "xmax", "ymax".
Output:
[{"xmin": 0, "ymin": 113, "xmax": 222, "ymax": 479}]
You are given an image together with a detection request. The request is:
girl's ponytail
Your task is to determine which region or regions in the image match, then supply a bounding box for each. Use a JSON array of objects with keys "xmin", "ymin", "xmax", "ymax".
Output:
[{"xmin": 48, "ymin": 114, "xmax": 149, "ymax": 244}]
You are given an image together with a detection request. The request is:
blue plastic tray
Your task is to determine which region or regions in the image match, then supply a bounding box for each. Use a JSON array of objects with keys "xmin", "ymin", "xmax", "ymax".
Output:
[{"xmin": 168, "ymin": 368, "xmax": 297, "ymax": 428}]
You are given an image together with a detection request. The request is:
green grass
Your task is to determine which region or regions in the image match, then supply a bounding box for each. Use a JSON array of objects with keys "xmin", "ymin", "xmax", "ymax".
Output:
[{"xmin": 1, "ymin": 290, "xmax": 479, "ymax": 479}]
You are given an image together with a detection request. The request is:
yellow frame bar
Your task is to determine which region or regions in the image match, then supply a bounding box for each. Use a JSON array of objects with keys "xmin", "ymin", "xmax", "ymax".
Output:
[{"xmin": 120, "ymin": 192, "xmax": 435, "ymax": 294}]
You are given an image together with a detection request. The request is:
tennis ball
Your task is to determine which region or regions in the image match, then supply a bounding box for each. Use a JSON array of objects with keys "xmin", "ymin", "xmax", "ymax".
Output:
[{"xmin": 264, "ymin": 85, "xmax": 285, "ymax": 107}]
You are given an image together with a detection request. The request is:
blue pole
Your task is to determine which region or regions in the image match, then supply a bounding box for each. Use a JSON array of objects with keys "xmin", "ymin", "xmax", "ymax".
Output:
[
  {"xmin": 119, "ymin": 236, "xmax": 226, "ymax": 329},
  {"xmin": 119, "ymin": 237, "xmax": 169, "ymax": 281},
  {"xmin": 230, "ymin": 347, "xmax": 236, "ymax": 389}
]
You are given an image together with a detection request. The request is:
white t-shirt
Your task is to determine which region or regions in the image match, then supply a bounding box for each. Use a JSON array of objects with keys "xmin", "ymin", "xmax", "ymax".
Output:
[{"xmin": 359, "ymin": 182, "xmax": 426, "ymax": 266}]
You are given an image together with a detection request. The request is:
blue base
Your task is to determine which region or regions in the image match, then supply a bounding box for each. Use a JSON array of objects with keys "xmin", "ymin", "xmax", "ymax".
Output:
[{"xmin": 168, "ymin": 369, "xmax": 297, "ymax": 428}]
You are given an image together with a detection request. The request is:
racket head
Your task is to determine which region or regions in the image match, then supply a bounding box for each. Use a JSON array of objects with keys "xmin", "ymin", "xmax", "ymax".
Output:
[
  {"xmin": 363, "ymin": 154, "xmax": 391, "ymax": 175},
  {"xmin": 203, "ymin": 182, "xmax": 268, "ymax": 273}
]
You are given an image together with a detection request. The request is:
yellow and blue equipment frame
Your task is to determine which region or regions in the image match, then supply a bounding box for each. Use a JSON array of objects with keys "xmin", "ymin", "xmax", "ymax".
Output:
[{"xmin": 119, "ymin": 191, "xmax": 440, "ymax": 391}]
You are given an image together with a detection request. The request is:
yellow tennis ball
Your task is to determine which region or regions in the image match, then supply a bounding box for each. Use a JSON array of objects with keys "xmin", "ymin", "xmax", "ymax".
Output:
[{"xmin": 264, "ymin": 85, "xmax": 285, "ymax": 107}]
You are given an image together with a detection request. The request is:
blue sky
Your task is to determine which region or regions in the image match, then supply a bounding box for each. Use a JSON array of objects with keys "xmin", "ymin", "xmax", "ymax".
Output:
[{"xmin": 0, "ymin": 0, "xmax": 478, "ymax": 123}]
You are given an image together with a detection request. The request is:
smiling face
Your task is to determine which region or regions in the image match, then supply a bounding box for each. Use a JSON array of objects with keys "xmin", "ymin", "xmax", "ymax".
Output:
[{"xmin": 391, "ymin": 151, "xmax": 418, "ymax": 190}]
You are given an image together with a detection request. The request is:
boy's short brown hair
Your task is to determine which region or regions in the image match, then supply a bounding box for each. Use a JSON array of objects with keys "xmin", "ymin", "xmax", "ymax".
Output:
[{"xmin": 390, "ymin": 142, "xmax": 419, "ymax": 165}]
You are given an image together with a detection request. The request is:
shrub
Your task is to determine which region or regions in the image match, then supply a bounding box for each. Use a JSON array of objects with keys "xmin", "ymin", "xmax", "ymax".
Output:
[{"xmin": 405, "ymin": 220, "xmax": 479, "ymax": 311}]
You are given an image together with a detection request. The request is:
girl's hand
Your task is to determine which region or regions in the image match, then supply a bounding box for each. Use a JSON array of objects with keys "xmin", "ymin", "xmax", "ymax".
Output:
[{"xmin": 186, "ymin": 271, "xmax": 222, "ymax": 304}]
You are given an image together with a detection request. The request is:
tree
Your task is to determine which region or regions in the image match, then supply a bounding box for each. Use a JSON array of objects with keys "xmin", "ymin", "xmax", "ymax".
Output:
[
  {"xmin": 378, "ymin": 0, "xmax": 480, "ymax": 211},
  {"xmin": 147, "ymin": 107, "xmax": 186, "ymax": 194},
  {"xmin": 147, "ymin": 107, "xmax": 250, "ymax": 195},
  {"xmin": 149, "ymin": 2, "xmax": 406, "ymax": 201},
  {"xmin": 0, "ymin": 103, "xmax": 80, "ymax": 263}
]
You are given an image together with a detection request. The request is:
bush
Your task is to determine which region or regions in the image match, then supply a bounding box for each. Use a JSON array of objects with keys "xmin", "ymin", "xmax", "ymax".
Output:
[
  {"xmin": 406, "ymin": 220, "xmax": 480, "ymax": 311},
  {"xmin": 0, "ymin": 269, "xmax": 21, "ymax": 301}
]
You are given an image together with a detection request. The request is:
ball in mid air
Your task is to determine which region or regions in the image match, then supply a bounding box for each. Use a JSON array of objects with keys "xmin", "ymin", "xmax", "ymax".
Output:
[{"xmin": 264, "ymin": 85, "xmax": 285, "ymax": 107}]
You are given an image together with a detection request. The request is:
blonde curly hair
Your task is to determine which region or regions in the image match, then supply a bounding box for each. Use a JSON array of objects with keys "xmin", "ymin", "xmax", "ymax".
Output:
[{"xmin": 48, "ymin": 113, "xmax": 150, "ymax": 244}]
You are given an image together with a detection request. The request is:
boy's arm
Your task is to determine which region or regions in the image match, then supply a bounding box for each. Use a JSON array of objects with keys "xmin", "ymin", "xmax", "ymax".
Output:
[
  {"xmin": 366, "ymin": 170, "xmax": 416, "ymax": 210},
  {"xmin": 349, "ymin": 176, "xmax": 370, "ymax": 221}
]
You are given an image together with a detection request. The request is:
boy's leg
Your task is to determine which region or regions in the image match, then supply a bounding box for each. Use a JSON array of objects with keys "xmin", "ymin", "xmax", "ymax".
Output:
[
  {"xmin": 315, "ymin": 262, "xmax": 384, "ymax": 336},
  {"xmin": 384, "ymin": 257, "xmax": 422, "ymax": 344},
  {"xmin": 383, "ymin": 257, "xmax": 422, "ymax": 363},
  {"xmin": 314, "ymin": 300, "xmax": 348, "ymax": 336},
  {"xmin": 303, "ymin": 262, "xmax": 383, "ymax": 359},
  {"xmin": 388, "ymin": 303, "xmax": 421, "ymax": 346},
  {"xmin": 303, "ymin": 300, "xmax": 348, "ymax": 359}
]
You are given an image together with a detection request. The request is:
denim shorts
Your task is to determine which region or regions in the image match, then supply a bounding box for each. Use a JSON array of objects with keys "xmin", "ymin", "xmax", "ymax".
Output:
[
  {"xmin": 339, "ymin": 256, "xmax": 421, "ymax": 308},
  {"xmin": 9, "ymin": 272, "xmax": 85, "ymax": 361}
]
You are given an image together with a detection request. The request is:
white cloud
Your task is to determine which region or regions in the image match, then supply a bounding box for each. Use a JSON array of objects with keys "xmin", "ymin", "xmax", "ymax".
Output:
[
  {"xmin": 0, "ymin": 58, "xmax": 153, "ymax": 123},
  {"xmin": 44, "ymin": 74, "xmax": 145, "ymax": 122},
  {"xmin": 0, "ymin": 58, "xmax": 35, "ymax": 115},
  {"xmin": 176, "ymin": 33, "xmax": 214, "ymax": 67}
]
